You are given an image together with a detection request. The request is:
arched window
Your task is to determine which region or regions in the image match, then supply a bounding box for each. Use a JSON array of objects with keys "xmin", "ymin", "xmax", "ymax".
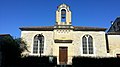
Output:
[
  {"xmin": 33, "ymin": 34, "xmax": 44, "ymax": 54},
  {"xmin": 61, "ymin": 9, "xmax": 66, "ymax": 22},
  {"xmin": 82, "ymin": 35, "xmax": 93, "ymax": 54}
]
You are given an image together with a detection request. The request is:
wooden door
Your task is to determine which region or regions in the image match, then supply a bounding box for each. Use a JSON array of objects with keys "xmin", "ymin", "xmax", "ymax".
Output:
[{"xmin": 59, "ymin": 47, "xmax": 68, "ymax": 64}]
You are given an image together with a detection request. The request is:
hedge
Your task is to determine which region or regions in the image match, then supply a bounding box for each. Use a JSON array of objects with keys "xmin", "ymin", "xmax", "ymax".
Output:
[
  {"xmin": 3, "ymin": 56, "xmax": 57, "ymax": 67},
  {"xmin": 72, "ymin": 56, "xmax": 120, "ymax": 67}
]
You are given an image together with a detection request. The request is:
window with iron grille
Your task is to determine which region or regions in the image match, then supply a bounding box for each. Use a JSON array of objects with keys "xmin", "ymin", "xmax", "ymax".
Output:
[
  {"xmin": 82, "ymin": 35, "xmax": 93, "ymax": 54},
  {"xmin": 33, "ymin": 34, "xmax": 44, "ymax": 54}
]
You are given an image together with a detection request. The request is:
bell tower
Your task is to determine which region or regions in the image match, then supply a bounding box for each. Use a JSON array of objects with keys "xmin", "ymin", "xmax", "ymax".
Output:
[{"xmin": 56, "ymin": 4, "xmax": 72, "ymax": 26}]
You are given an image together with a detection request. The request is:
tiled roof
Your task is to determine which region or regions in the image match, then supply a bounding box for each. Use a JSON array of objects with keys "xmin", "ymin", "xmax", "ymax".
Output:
[
  {"xmin": 19, "ymin": 26, "xmax": 54, "ymax": 31},
  {"xmin": 107, "ymin": 32, "xmax": 120, "ymax": 35},
  {"xmin": 0, "ymin": 34, "xmax": 11, "ymax": 39},
  {"xmin": 73, "ymin": 26, "xmax": 106, "ymax": 31},
  {"xmin": 19, "ymin": 26, "xmax": 107, "ymax": 31},
  {"xmin": 0, "ymin": 34, "xmax": 10, "ymax": 36},
  {"xmin": 107, "ymin": 17, "xmax": 120, "ymax": 32}
]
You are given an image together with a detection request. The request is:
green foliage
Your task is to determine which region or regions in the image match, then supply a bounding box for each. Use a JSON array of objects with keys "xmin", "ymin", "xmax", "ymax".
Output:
[
  {"xmin": 14, "ymin": 38, "xmax": 29, "ymax": 52},
  {"xmin": 0, "ymin": 35, "xmax": 21, "ymax": 66},
  {"xmin": 0, "ymin": 36, "xmax": 57, "ymax": 67},
  {"xmin": 15, "ymin": 56, "xmax": 57, "ymax": 67},
  {"xmin": 72, "ymin": 56, "xmax": 120, "ymax": 67},
  {"xmin": 0, "ymin": 36, "xmax": 20, "ymax": 55}
]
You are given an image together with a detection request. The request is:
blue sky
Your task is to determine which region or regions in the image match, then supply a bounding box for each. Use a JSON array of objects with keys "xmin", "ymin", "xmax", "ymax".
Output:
[{"xmin": 0, "ymin": 0, "xmax": 120, "ymax": 38}]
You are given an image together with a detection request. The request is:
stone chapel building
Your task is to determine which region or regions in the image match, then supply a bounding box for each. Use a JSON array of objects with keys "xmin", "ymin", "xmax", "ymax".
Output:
[{"xmin": 19, "ymin": 4, "xmax": 120, "ymax": 64}]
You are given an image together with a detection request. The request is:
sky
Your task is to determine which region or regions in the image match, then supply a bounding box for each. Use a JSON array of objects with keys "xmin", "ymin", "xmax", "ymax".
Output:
[{"xmin": 0, "ymin": 0, "xmax": 120, "ymax": 38}]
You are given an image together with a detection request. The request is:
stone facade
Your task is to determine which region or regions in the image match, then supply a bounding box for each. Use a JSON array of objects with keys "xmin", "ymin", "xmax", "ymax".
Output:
[
  {"xmin": 73, "ymin": 31, "xmax": 107, "ymax": 57},
  {"xmin": 20, "ymin": 4, "xmax": 120, "ymax": 64},
  {"xmin": 107, "ymin": 35, "xmax": 120, "ymax": 57},
  {"xmin": 20, "ymin": 29, "xmax": 108, "ymax": 64},
  {"xmin": 21, "ymin": 31, "xmax": 53, "ymax": 56}
]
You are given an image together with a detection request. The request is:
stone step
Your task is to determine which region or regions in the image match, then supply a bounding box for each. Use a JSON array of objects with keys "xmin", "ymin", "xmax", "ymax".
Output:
[{"xmin": 56, "ymin": 64, "xmax": 72, "ymax": 67}]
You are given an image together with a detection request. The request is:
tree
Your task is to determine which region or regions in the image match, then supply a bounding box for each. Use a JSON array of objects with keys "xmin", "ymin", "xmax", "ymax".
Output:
[
  {"xmin": 0, "ymin": 35, "xmax": 21, "ymax": 66},
  {"xmin": 14, "ymin": 38, "xmax": 29, "ymax": 53}
]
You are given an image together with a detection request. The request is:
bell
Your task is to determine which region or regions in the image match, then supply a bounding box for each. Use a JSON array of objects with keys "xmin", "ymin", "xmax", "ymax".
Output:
[{"xmin": 61, "ymin": 11, "xmax": 66, "ymax": 14}]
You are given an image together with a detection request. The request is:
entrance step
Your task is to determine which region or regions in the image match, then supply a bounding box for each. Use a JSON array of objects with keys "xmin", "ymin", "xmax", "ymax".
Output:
[{"xmin": 57, "ymin": 64, "xmax": 72, "ymax": 67}]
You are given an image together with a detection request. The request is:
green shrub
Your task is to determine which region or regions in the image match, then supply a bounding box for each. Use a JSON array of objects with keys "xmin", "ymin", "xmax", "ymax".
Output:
[
  {"xmin": 72, "ymin": 56, "xmax": 120, "ymax": 67},
  {"xmin": 16, "ymin": 56, "xmax": 57, "ymax": 67}
]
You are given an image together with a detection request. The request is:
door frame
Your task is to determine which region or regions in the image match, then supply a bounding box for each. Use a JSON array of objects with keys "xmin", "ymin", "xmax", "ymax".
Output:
[{"xmin": 59, "ymin": 47, "xmax": 68, "ymax": 64}]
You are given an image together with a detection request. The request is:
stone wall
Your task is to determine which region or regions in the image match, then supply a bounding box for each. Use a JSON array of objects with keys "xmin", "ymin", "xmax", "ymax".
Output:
[
  {"xmin": 21, "ymin": 30, "xmax": 108, "ymax": 64},
  {"xmin": 108, "ymin": 35, "xmax": 120, "ymax": 57},
  {"xmin": 72, "ymin": 31, "xmax": 107, "ymax": 57},
  {"xmin": 21, "ymin": 31, "xmax": 53, "ymax": 56}
]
